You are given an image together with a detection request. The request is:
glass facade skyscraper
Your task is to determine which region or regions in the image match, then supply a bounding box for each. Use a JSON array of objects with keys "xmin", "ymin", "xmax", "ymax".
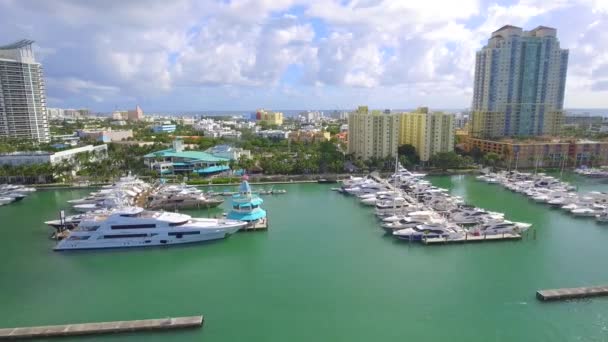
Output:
[
  {"xmin": 0, "ymin": 39, "xmax": 49, "ymax": 143},
  {"xmin": 471, "ymin": 26, "xmax": 568, "ymax": 138}
]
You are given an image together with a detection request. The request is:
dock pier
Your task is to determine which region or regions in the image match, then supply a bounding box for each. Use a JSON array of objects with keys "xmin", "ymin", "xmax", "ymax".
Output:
[
  {"xmin": 0, "ymin": 316, "xmax": 203, "ymax": 340},
  {"xmin": 239, "ymin": 218, "xmax": 269, "ymax": 232},
  {"xmin": 537, "ymin": 285, "xmax": 608, "ymax": 301},
  {"xmin": 423, "ymin": 233, "xmax": 522, "ymax": 245}
]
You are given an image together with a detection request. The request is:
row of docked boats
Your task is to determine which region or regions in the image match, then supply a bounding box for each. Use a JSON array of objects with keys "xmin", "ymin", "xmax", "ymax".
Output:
[
  {"xmin": 45, "ymin": 176, "xmax": 268, "ymax": 251},
  {"xmin": 335, "ymin": 165, "xmax": 531, "ymax": 242},
  {"xmin": 0, "ymin": 184, "xmax": 36, "ymax": 206},
  {"xmin": 476, "ymin": 171, "xmax": 608, "ymax": 222},
  {"xmin": 574, "ymin": 167, "xmax": 608, "ymax": 178}
]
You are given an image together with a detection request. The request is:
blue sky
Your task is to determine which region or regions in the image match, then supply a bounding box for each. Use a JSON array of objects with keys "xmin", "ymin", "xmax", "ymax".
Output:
[{"xmin": 1, "ymin": 0, "xmax": 607, "ymax": 112}]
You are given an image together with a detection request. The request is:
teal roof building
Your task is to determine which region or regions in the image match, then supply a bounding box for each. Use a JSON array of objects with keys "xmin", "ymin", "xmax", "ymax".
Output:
[{"xmin": 143, "ymin": 139, "xmax": 230, "ymax": 175}]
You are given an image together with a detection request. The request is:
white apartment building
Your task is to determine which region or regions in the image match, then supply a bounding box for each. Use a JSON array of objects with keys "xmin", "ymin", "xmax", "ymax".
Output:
[
  {"xmin": 347, "ymin": 106, "xmax": 400, "ymax": 160},
  {"xmin": 0, "ymin": 40, "xmax": 50, "ymax": 142},
  {"xmin": 0, "ymin": 144, "xmax": 108, "ymax": 166}
]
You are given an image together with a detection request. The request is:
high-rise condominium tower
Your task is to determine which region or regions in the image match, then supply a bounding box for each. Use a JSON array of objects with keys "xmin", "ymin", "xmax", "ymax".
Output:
[
  {"xmin": 471, "ymin": 25, "xmax": 568, "ymax": 138},
  {"xmin": 0, "ymin": 39, "xmax": 49, "ymax": 142}
]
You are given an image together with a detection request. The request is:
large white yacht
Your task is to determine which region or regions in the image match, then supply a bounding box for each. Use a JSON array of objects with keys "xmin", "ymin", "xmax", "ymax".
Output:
[{"xmin": 54, "ymin": 207, "xmax": 247, "ymax": 251}]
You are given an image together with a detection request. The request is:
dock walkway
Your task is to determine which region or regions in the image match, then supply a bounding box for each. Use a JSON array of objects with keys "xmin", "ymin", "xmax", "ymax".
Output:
[
  {"xmin": 0, "ymin": 316, "xmax": 203, "ymax": 340},
  {"xmin": 423, "ymin": 233, "xmax": 522, "ymax": 245},
  {"xmin": 537, "ymin": 285, "xmax": 608, "ymax": 301}
]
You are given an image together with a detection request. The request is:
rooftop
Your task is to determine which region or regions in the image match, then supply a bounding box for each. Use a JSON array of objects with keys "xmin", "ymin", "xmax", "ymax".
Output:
[
  {"xmin": 144, "ymin": 148, "xmax": 229, "ymax": 162},
  {"xmin": 0, "ymin": 39, "xmax": 34, "ymax": 50}
]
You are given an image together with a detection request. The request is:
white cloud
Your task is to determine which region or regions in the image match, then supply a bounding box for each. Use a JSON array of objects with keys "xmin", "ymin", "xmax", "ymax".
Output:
[{"xmin": 0, "ymin": 0, "xmax": 606, "ymax": 109}]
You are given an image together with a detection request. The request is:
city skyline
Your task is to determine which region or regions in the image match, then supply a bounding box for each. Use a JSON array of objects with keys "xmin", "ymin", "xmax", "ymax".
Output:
[{"xmin": 1, "ymin": 0, "xmax": 607, "ymax": 111}]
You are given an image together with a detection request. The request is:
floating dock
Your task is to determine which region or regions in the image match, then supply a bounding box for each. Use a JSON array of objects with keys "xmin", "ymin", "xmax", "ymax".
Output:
[
  {"xmin": 422, "ymin": 233, "xmax": 522, "ymax": 245},
  {"xmin": 0, "ymin": 316, "xmax": 203, "ymax": 340},
  {"xmin": 239, "ymin": 219, "xmax": 268, "ymax": 232},
  {"xmin": 537, "ymin": 285, "xmax": 608, "ymax": 301}
]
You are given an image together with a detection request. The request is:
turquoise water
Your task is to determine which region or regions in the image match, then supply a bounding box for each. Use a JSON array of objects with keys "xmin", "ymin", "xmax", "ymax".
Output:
[{"xmin": 1, "ymin": 175, "xmax": 608, "ymax": 341}]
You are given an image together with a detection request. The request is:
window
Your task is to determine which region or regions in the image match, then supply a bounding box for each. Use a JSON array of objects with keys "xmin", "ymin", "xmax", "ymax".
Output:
[
  {"xmin": 104, "ymin": 234, "xmax": 148, "ymax": 239},
  {"xmin": 169, "ymin": 231, "xmax": 200, "ymax": 236},
  {"xmin": 110, "ymin": 224, "xmax": 156, "ymax": 229}
]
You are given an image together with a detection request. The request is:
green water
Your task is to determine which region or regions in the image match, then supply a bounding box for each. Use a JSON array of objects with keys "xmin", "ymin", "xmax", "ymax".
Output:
[{"xmin": 2, "ymin": 175, "xmax": 608, "ymax": 341}]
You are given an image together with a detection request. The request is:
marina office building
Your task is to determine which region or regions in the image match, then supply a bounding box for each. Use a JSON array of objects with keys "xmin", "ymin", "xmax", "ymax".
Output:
[
  {"xmin": 144, "ymin": 139, "xmax": 230, "ymax": 175},
  {"xmin": 0, "ymin": 39, "xmax": 50, "ymax": 142},
  {"xmin": 470, "ymin": 26, "xmax": 568, "ymax": 138}
]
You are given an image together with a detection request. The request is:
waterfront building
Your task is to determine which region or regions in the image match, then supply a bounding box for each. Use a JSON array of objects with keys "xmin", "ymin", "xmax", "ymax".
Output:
[
  {"xmin": 227, "ymin": 177, "xmax": 267, "ymax": 226},
  {"xmin": 255, "ymin": 109, "xmax": 283, "ymax": 126},
  {"xmin": 77, "ymin": 128, "xmax": 133, "ymax": 142},
  {"xmin": 347, "ymin": 105, "xmax": 400, "ymax": 160},
  {"xmin": 0, "ymin": 144, "xmax": 107, "ymax": 167},
  {"xmin": 127, "ymin": 105, "xmax": 144, "ymax": 121},
  {"xmin": 151, "ymin": 122, "xmax": 176, "ymax": 133},
  {"xmin": 399, "ymin": 107, "xmax": 454, "ymax": 162},
  {"xmin": 0, "ymin": 39, "xmax": 50, "ymax": 142},
  {"xmin": 464, "ymin": 137, "xmax": 608, "ymax": 167},
  {"xmin": 144, "ymin": 139, "xmax": 229, "ymax": 175},
  {"xmin": 205, "ymin": 145, "xmax": 251, "ymax": 161},
  {"xmin": 470, "ymin": 26, "xmax": 568, "ymax": 138}
]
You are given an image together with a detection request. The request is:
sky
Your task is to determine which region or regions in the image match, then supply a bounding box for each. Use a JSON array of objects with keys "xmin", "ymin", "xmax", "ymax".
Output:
[{"xmin": 1, "ymin": 0, "xmax": 607, "ymax": 112}]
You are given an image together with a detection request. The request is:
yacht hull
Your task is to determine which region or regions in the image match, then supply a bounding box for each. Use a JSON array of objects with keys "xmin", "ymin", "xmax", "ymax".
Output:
[{"xmin": 54, "ymin": 230, "xmax": 232, "ymax": 251}]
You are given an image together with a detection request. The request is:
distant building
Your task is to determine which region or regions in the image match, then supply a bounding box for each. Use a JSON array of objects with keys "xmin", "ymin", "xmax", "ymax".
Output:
[
  {"xmin": 0, "ymin": 144, "xmax": 107, "ymax": 166},
  {"xmin": 127, "ymin": 105, "xmax": 144, "ymax": 121},
  {"xmin": 151, "ymin": 122, "xmax": 176, "ymax": 133},
  {"xmin": 564, "ymin": 114, "xmax": 604, "ymax": 130},
  {"xmin": 289, "ymin": 130, "xmax": 330, "ymax": 143},
  {"xmin": 255, "ymin": 130, "xmax": 289, "ymax": 140},
  {"xmin": 205, "ymin": 145, "xmax": 251, "ymax": 160},
  {"xmin": 470, "ymin": 26, "xmax": 568, "ymax": 138},
  {"xmin": 112, "ymin": 111, "xmax": 127, "ymax": 120},
  {"xmin": 0, "ymin": 39, "xmax": 50, "ymax": 142},
  {"xmin": 256, "ymin": 109, "xmax": 284, "ymax": 126},
  {"xmin": 144, "ymin": 139, "xmax": 229, "ymax": 175},
  {"xmin": 399, "ymin": 107, "xmax": 455, "ymax": 162},
  {"xmin": 347, "ymin": 105, "xmax": 400, "ymax": 160},
  {"xmin": 77, "ymin": 128, "xmax": 133, "ymax": 142}
]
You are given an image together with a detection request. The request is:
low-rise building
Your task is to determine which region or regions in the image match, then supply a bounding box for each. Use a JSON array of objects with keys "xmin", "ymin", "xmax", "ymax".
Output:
[
  {"xmin": 289, "ymin": 130, "xmax": 330, "ymax": 143},
  {"xmin": 77, "ymin": 128, "xmax": 133, "ymax": 142},
  {"xmin": 0, "ymin": 144, "xmax": 108, "ymax": 166},
  {"xmin": 205, "ymin": 145, "xmax": 251, "ymax": 160},
  {"xmin": 256, "ymin": 130, "xmax": 290, "ymax": 140},
  {"xmin": 151, "ymin": 122, "xmax": 176, "ymax": 133},
  {"xmin": 464, "ymin": 137, "xmax": 608, "ymax": 167},
  {"xmin": 143, "ymin": 140, "xmax": 229, "ymax": 175}
]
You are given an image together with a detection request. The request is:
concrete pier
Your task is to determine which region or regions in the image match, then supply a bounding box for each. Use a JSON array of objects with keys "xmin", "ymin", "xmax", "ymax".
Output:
[
  {"xmin": 0, "ymin": 316, "xmax": 203, "ymax": 339},
  {"xmin": 537, "ymin": 285, "xmax": 608, "ymax": 301},
  {"xmin": 423, "ymin": 233, "xmax": 522, "ymax": 245}
]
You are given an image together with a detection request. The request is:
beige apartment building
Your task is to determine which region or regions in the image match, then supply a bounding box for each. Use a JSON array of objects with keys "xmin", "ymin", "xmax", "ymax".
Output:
[
  {"xmin": 399, "ymin": 107, "xmax": 454, "ymax": 161},
  {"xmin": 347, "ymin": 106, "xmax": 400, "ymax": 160}
]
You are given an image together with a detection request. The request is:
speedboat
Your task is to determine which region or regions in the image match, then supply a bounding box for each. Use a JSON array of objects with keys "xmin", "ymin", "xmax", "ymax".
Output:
[
  {"xmin": 0, "ymin": 197, "xmax": 15, "ymax": 206},
  {"xmin": 54, "ymin": 207, "xmax": 248, "ymax": 251}
]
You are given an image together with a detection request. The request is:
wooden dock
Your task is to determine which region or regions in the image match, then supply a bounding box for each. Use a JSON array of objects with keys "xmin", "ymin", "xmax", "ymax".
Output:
[
  {"xmin": 423, "ymin": 233, "xmax": 522, "ymax": 245},
  {"xmin": 239, "ymin": 218, "xmax": 268, "ymax": 232},
  {"xmin": 537, "ymin": 285, "xmax": 608, "ymax": 301},
  {"xmin": 0, "ymin": 316, "xmax": 203, "ymax": 340}
]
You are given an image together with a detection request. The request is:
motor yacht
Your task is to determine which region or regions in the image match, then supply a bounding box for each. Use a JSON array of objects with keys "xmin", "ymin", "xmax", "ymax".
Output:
[
  {"xmin": 54, "ymin": 207, "xmax": 247, "ymax": 250},
  {"xmin": 469, "ymin": 220, "xmax": 531, "ymax": 235},
  {"xmin": 393, "ymin": 223, "xmax": 462, "ymax": 241},
  {"xmin": 571, "ymin": 207, "xmax": 597, "ymax": 217}
]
